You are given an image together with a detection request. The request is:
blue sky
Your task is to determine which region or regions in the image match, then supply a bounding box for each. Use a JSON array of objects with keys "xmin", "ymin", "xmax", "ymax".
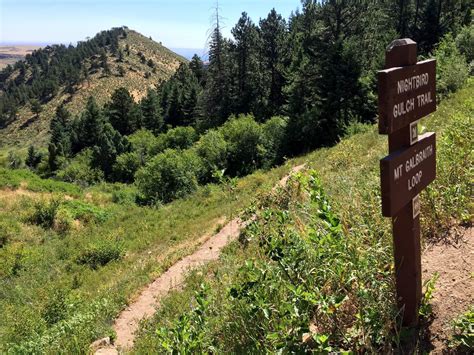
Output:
[{"xmin": 0, "ymin": 0, "xmax": 301, "ymax": 50}]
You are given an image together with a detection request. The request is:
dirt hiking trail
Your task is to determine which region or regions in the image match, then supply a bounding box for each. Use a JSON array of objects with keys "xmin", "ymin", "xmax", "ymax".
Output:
[
  {"xmin": 421, "ymin": 226, "xmax": 473, "ymax": 353},
  {"xmin": 93, "ymin": 164, "xmax": 306, "ymax": 354}
]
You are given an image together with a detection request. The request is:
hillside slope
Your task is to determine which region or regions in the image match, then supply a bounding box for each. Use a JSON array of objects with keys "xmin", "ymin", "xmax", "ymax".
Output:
[
  {"xmin": 0, "ymin": 28, "xmax": 186, "ymax": 150},
  {"xmin": 0, "ymin": 80, "xmax": 471, "ymax": 353},
  {"xmin": 131, "ymin": 81, "xmax": 473, "ymax": 353}
]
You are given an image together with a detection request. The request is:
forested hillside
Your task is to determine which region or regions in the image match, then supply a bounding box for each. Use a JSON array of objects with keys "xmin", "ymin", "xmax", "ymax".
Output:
[
  {"xmin": 1, "ymin": 1, "xmax": 471, "ymax": 207},
  {"xmin": 0, "ymin": 27, "xmax": 186, "ymax": 148}
]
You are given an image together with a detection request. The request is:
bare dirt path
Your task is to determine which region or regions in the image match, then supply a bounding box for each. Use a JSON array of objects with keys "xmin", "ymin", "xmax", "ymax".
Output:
[
  {"xmin": 93, "ymin": 164, "xmax": 306, "ymax": 354},
  {"xmin": 421, "ymin": 226, "xmax": 473, "ymax": 353}
]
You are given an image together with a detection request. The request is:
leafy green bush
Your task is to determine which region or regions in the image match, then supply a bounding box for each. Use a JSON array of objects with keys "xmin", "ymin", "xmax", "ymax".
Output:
[
  {"xmin": 135, "ymin": 149, "xmax": 201, "ymax": 204},
  {"xmin": 0, "ymin": 219, "xmax": 20, "ymax": 247},
  {"xmin": 436, "ymin": 33, "xmax": 469, "ymax": 98},
  {"xmin": 7, "ymin": 151, "xmax": 22, "ymax": 169},
  {"xmin": 128, "ymin": 129, "xmax": 160, "ymax": 156},
  {"xmin": 455, "ymin": 24, "xmax": 474, "ymax": 74},
  {"xmin": 156, "ymin": 126, "xmax": 198, "ymax": 152},
  {"xmin": 221, "ymin": 115, "xmax": 265, "ymax": 176},
  {"xmin": 61, "ymin": 200, "xmax": 109, "ymax": 223},
  {"xmin": 261, "ymin": 116, "xmax": 288, "ymax": 167},
  {"xmin": 76, "ymin": 239, "xmax": 124, "ymax": 269},
  {"xmin": 195, "ymin": 129, "xmax": 228, "ymax": 182},
  {"xmin": 42, "ymin": 289, "xmax": 69, "ymax": 325},
  {"xmin": 56, "ymin": 150, "xmax": 104, "ymax": 186},
  {"xmin": 112, "ymin": 151, "xmax": 142, "ymax": 183},
  {"xmin": 30, "ymin": 199, "xmax": 61, "ymax": 229},
  {"xmin": 450, "ymin": 307, "xmax": 474, "ymax": 351},
  {"xmin": 155, "ymin": 284, "xmax": 213, "ymax": 353},
  {"xmin": 53, "ymin": 208, "xmax": 74, "ymax": 234}
]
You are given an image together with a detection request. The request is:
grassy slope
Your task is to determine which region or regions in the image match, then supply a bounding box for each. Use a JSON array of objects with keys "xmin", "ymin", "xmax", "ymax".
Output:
[
  {"xmin": 0, "ymin": 29, "xmax": 186, "ymax": 155},
  {"xmin": 131, "ymin": 81, "xmax": 473, "ymax": 353},
  {"xmin": 0, "ymin": 81, "xmax": 471, "ymax": 353},
  {"xmin": 0, "ymin": 156, "xmax": 297, "ymax": 352}
]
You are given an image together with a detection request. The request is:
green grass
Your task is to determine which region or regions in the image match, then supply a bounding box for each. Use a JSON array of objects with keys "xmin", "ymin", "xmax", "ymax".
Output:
[
  {"xmin": 0, "ymin": 167, "xmax": 82, "ymax": 195},
  {"xmin": 131, "ymin": 81, "xmax": 473, "ymax": 353},
  {"xmin": 0, "ymin": 154, "xmax": 294, "ymax": 353}
]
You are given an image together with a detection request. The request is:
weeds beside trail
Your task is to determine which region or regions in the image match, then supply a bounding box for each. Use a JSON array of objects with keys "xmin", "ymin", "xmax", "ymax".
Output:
[
  {"xmin": 0, "ymin": 162, "xmax": 291, "ymax": 353},
  {"xmin": 135, "ymin": 171, "xmax": 396, "ymax": 353},
  {"xmin": 133, "ymin": 81, "xmax": 473, "ymax": 353}
]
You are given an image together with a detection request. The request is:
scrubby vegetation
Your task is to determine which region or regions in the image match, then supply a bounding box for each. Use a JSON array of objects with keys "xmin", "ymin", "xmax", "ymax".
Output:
[
  {"xmin": 0, "ymin": 152, "xmax": 293, "ymax": 353},
  {"xmin": 132, "ymin": 81, "xmax": 473, "ymax": 353}
]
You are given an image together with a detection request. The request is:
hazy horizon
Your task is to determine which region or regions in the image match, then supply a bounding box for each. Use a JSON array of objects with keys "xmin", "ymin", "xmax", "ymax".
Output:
[
  {"xmin": 0, "ymin": 40, "xmax": 207, "ymax": 60},
  {"xmin": 0, "ymin": 0, "xmax": 300, "ymax": 50}
]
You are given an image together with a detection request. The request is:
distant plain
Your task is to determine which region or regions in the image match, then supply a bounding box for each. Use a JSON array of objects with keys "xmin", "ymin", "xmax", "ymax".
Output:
[{"xmin": 0, "ymin": 45, "xmax": 42, "ymax": 69}]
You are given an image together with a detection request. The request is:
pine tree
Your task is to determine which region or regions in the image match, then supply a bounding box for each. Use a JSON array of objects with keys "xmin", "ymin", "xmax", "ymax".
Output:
[
  {"xmin": 203, "ymin": 4, "xmax": 233, "ymax": 127},
  {"xmin": 50, "ymin": 104, "xmax": 71, "ymax": 156},
  {"xmin": 141, "ymin": 89, "xmax": 164, "ymax": 133},
  {"xmin": 71, "ymin": 96, "xmax": 105, "ymax": 152},
  {"xmin": 48, "ymin": 143, "xmax": 61, "ymax": 172},
  {"xmin": 259, "ymin": 9, "xmax": 287, "ymax": 118},
  {"xmin": 106, "ymin": 87, "xmax": 136, "ymax": 135},
  {"xmin": 100, "ymin": 49, "xmax": 111, "ymax": 76},
  {"xmin": 166, "ymin": 84, "xmax": 183, "ymax": 127},
  {"xmin": 118, "ymin": 49, "xmax": 124, "ymax": 62},
  {"xmin": 232, "ymin": 12, "xmax": 262, "ymax": 116},
  {"xmin": 30, "ymin": 99, "xmax": 42, "ymax": 117},
  {"xmin": 91, "ymin": 123, "xmax": 128, "ymax": 179},
  {"xmin": 189, "ymin": 54, "xmax": 206, "ymax": 85},
  {"xmin": 25, "ymin": 145, "xmax": 42, "ymax": 169}
]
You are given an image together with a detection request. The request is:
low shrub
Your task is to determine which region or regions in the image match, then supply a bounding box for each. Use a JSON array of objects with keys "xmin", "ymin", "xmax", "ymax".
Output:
[
  {"xmin": 156, "ymin": 126, "xmax": 198, "ymax": 152},
  {"xmin": 0, "ymin": 219, "xmax": 20, "ymax": 247},
  {"xmin": 42, "ymin": 289, "xmax": 69, "ymax": 325},
  {"xmin": 30, "ymin": 199, "xmax": 61, "ymax": 229},
  {"xmin": 56, "ymin": 149, "xmax": 104, "ymax": 187},
  {"xmin": 135, "ymin": 149, "xmax": 201, "ymax": 204},
  {"xmin": 75, "ymin": 239, "xmax": 124, "ymax": 269},
  {"xmin": 0, "ymin": 244, "xmax": 27, "ymax": 278},
  {"xmin": 436, "ymin": 33, "xmax": 469, "ymax": 98},
  {"xmin": 53, "ymin": 208, "xmax": 74, "ymax": 234},
  {"xmin": 111, "ymin": 184, "xmax": 137, "ymax": 205},
  {"xmin": 7, "ymin": 151, "xmax": 22, "ymax": 169},
  {"xmin": 221, "ymin": 115, "xmax": 265, "ymax": 176},
  {"xmin": 62, "ymin": 200, "xmax": 109, "ymax": 224},
  {"xmin": 195, "ymin": 129, "xmax": 228, "ymax": 183}
]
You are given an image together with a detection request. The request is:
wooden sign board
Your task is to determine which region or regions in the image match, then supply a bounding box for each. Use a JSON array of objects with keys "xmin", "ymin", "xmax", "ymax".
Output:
[
  {"xmin": 380, "ymin": 132, "xmax": 436, "ymax": 217},
  {"xmin": 378, "ymin": 59, "xmax": 436, "ymax": 134}
]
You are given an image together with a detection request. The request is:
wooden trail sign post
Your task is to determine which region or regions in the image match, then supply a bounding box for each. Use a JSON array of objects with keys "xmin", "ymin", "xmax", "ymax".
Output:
[{"xmin": 378, "ymin": 39, "xmax": 437, "ymax": 326}]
